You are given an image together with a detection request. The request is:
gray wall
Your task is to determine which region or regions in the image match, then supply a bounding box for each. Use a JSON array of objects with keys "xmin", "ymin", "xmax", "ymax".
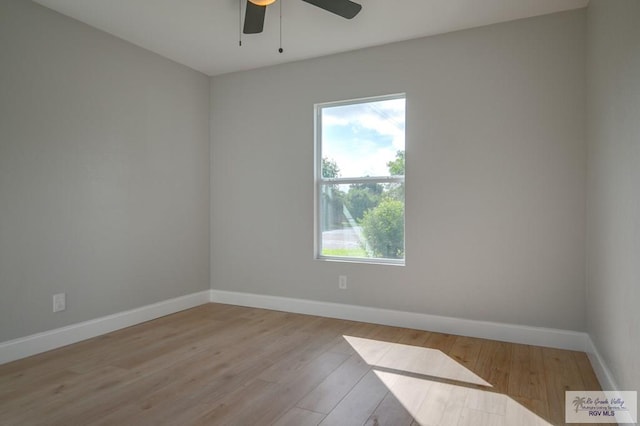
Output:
[
  {"xmin": 0, "ymin": 0, "xmax": 210, "ymax": 341},
  {"xmin": 586, "ymin": 1, "xmax": 640, "ymax": 392},
  {"xmin": 211, "ymin": 10, "xmax": 587, "ymax": 331}
]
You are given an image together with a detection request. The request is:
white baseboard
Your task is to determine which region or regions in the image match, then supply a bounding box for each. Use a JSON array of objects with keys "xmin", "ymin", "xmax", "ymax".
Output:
[
  {"xmin": 0, "ymin": 290, "xmax": 211, "ymax": 365},
  {"xmin": 209, "ymin": 289, "xmax": 591, "ymax": 352},
  {"xmin": 584, "ymin": 336, "xmax": 619, "ymax": 391},
  {"xmin": 2, "ymin": 287, "xmax": 615, "ymax": 393}
]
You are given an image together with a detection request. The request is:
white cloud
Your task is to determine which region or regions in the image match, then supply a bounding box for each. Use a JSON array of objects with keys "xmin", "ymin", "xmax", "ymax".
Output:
[{"xmin": 322, "ymin": 98, "xmax": 405, "ymax": 177}]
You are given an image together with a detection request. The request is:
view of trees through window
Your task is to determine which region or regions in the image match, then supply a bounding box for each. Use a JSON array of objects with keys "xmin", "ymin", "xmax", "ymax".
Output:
[{"xmin": 317, "ymin": 95, "xmax": 405, "ymax": 263}]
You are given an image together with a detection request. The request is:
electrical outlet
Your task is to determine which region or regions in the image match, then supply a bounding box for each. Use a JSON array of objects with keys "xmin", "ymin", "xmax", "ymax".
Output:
[
  {"xmin": 53, "ymin": 293, "xmax": 66, "ymax": 312},
  {"xmin": 338, "ymin": 275, "xmax": 347, "ymax": 290}
]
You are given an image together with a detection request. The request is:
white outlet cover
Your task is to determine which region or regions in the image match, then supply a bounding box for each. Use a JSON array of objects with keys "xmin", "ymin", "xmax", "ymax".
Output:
[
  {"xmin": 53, "ymin": 293, "xmax": 66, "ymax": 312},
  {"xmin": 338, "ymin": 276, "xmax": 347, "ymax": 289}
]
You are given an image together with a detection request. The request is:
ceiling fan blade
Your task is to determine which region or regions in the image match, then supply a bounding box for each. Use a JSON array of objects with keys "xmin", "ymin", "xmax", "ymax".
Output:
[
  {"xmin": 301, "ymin": 0, "xmax": 362, "ymax": 19},
  {"xmin": 243, "ymin": 1, "xmax": 266, "ymax": 34}
]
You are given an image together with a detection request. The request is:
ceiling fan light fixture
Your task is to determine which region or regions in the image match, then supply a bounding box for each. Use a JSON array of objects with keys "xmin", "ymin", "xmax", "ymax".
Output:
[
  {"xmin": 248, "ymin": 0, "xmax": 276, "ymax": 6},
  {"xmin": 244, "ymin": 0, "xmax": 361, "ymax": 35}
]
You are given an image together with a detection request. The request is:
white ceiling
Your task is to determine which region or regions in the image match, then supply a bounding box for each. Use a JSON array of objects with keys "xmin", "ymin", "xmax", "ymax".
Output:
[{"xmin": 33, "ymin": 0, "xmax": 588, "ymax": 76}]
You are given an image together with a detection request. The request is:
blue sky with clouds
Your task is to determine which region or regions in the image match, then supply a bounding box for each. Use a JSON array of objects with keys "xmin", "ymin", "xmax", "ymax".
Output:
[{"xmin": 321, "ymin": 97, "xmax": 405, "ymax": 177}]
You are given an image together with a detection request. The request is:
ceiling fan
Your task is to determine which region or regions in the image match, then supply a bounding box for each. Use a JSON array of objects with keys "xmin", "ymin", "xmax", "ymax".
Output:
[{"xmin": 243, "ymin": 0, "xmax": 362, "ymax": 34}]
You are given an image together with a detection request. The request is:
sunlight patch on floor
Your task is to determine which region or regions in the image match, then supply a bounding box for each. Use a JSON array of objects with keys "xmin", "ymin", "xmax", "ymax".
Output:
[
  {"xmin": 343, "ymin": 335, "xmax": 491, "ymax": 387},
  {"xmin": 344, "ymin": 336, "xmax": 552, "ymax": 426}
]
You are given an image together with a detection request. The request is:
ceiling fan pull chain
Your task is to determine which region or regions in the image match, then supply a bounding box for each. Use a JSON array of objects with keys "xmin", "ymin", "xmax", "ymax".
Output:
[
  {"xmin": 278, "ymin": 0, "xmax": 283, "ymax": 53},
  {"xmin": 239, "ymin": 0, "xmax": 243, "ymax": 46}
]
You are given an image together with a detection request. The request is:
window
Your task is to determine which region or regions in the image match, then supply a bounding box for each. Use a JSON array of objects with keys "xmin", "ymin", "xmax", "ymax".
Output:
[{"xmin": 315, "ymin": 94, "xmax": 406, "ymax": 264}]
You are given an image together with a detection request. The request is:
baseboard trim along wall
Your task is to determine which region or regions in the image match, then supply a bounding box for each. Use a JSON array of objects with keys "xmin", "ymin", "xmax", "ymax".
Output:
[
  {"xmin": 0, "ymin": 288, "xmax": 616, "ymax": 393},
  {"xmin": 584, "ymin": 337, "xmax": 620, "ymax": 392},
  {"xmin": 209, "ymin": 289, "xmax": 589, "ymax": 351},
  {"xmin": 0, "ymin": 290, "xmax": 211, "ymax": 365},
  {"xmin": 209, "ymin": 289, "xmax": 616, "ymax": 391}
]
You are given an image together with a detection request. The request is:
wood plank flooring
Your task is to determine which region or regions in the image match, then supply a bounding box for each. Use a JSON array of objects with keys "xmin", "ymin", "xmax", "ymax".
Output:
[{"xmin": 0, "ymin": 303, "xmax": 603, "ymax": 425}]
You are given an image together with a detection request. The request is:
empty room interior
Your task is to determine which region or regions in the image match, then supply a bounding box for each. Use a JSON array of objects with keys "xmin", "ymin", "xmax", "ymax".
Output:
[{"xmin": 0, "ymin": 0, "xmax": 638, "ymax": 424}]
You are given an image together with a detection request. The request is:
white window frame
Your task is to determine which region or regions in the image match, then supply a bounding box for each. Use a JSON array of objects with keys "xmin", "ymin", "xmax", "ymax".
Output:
[{"xmin": 314, "ymin": 93, "xmax": 406, "ymax": 265}]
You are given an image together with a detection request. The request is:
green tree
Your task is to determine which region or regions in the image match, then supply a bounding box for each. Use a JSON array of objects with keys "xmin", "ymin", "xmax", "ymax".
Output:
[
  {"xmin": 322, "ymin": 157, "xmax": 340, "ymax": 178},
  {"xmin": 386, "ymin": 150, "xmax": 405, "ymax": 201},
  {"xmin": 387, "ymin": 150, "xmax": 405, "ymax": 176},
  {"xmin": 359, "ymin": 150, "xmax": 405, "ymax": 258},
  {"xmin": 361, "ymin": 198, "xmax": 404, "ymax": 258},
  {"xmin": 345, "ymin": 182, "xmax": 383, "ymax": 221},
  {"xmin": 321, "ymin": 157, "xmax": 345, "ymax": 230}
]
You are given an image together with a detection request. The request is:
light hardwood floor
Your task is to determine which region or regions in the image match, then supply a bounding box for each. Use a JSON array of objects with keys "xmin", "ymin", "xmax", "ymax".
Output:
[{"xmin": 0, "ymin": 303, "xmax": 603, "ymax": 425}]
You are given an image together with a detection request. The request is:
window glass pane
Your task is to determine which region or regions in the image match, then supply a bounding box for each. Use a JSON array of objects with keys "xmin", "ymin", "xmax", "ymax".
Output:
[
  {"xmin": 317, "ymin": 94, "xmax": 406, "ymax": 264},
  {"xmin": 321, "ymin": 98, "xmax": 405, "ymax": 178},
  {"xmin": 320, "ymin": 182, "xmax": 404, "ymax": 260}
]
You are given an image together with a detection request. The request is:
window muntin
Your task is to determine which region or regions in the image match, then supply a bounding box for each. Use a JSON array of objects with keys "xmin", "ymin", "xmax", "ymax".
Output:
[{"xmin": 315, "ymin": 94, "xmax": 405, "ymax": 264}]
